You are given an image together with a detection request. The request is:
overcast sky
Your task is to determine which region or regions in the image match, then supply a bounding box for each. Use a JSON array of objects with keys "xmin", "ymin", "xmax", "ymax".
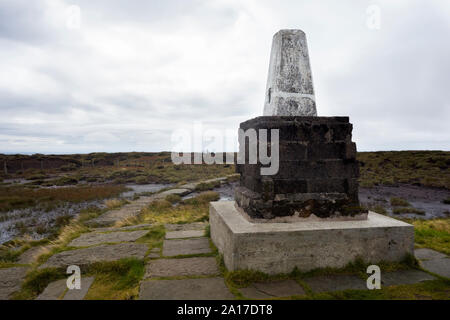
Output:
[{"xmin": 0, "ymin": 0, "xmax": 449, "ymax": 154}]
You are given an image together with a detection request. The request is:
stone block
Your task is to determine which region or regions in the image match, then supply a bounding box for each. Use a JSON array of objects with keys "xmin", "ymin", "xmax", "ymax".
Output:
[{"xmin": 210, "ymin": 201, "xmax": 414, "ymax": 274}]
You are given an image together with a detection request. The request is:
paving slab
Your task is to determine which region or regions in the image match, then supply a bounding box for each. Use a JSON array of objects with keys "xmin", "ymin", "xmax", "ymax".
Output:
[
  {"xmin": 165, "ymin": 230, "xmax": 205, "ymax": 239},
  {"xmin": 415, "ymin": 248, "xmax": 447, "ymax": 260},
  {"xmin": 148, "ymin": 247, "xmax": 161, "ymax": 258},
  {"xmin": 252, "ymin": 280, "xmax": 305, "ymax": 297},
  {"xmin": 17, "ymin": 246, "xmax": 42, "ymax": 264},
  {"xmin": 381, "ymin": 270, "xmax": 435, "ymax": 287},
  {"xmin": 85, "ymin": 196, "xmax": 153, "ymax": 227},
  {"xmin": 0, "ymin": 267, "xmax": 28, "ymax": 300},
  {"xmin": 40, "ymin": 243, "xmax": 148, "ymax": 269},
  {"xmin": 93, "ymin": 224, "xmax": 152, "ymax": 233},
  {"xmin": 139, "ymin": 278, "xmax": 234, "ymax": 300},
  {"xmin": 145, "ymin": 257, "xmax": 219, "ymax": 278},
  {"xmin": 239, "ymin": 286, "xmax": 273, "ymax": 299},
  {"xmin": 163, "ymin": 238, "xmax": 211, "ymax": 257},
  {"xmin": 63, "ymin": 277, "xmax": 95, "ymax": 300},
  {"xmin": 239, "ymin": 280, "xmax": 305, "ymax": 299},
  {"xmin": 36, "ymin": 279, "xmax": 67, "ymax": 300},
  {"xmin": 68, "ymin": 230, "xmax": 148, "ymax": 247},
  {"xmin": 420, "ymin": 259, "xmax": 450, "ymax": 278},
  {"xmin": 304, "ymin": 274, "xmax": 366, "ymax": 293},
  {"xmin": 165, "ymin": 222, "xmax": 207, "ymax": 231}
]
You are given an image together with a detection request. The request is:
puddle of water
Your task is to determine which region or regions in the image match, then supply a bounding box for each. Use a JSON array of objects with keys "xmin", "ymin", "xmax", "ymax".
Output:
[
  {"xmin": 360, "ymin": 184, "xmax": 450, "ymax": 219},
  {"xmin": 121, "ymin": 184, "xmax": 174, "ymax": 198}
]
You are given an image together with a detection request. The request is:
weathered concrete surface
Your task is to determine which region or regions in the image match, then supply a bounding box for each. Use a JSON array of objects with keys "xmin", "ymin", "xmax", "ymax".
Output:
[
  {"xmin": 139, "ymin": 278, "xmax": 234, "ymax": 300},
  {"xmin": 40, "ymin": 243, "xmax": 148, "ymax": 269},
  {"xmin": 240, "ymin": 280, "xmax": 305, "ymax": 299},
  {"xmin": 381, "ymin": 270, "xmax": 435, "ymax": 286},
  {"xmin": 36, "ymin": 279, "xmax": 67, "ymax": 300},
  {"xmin": 0, "ymin": 267, "xmax": 28, "ymax": 299},
  {"xmin": 145, "ymin": 257, "xmax": 219, "ymax": 278},
  {"xmin": 165, "ymin": 222, "xmax": 207, "ymax": 231},
  {"xmin": 304, "ymin": 275, "xmax": 366, "ymax": 293},
  {"xmin": 165, "ymin": 230, "xmax": 204, "ymax": 239},
  {"xmin": 93, "ymin": 224, "xmax": 152, "ymax": 233},
  {"xmin": 263, "ymin": 30, "xmax": 317, "ymax": 116},
  {"xmin": 68, "ymin": 230, "xmax": 148, "ymax": 247},
  {"xmin": 210, "ymin": 201, "xmax": 414, "ymax": 274},
  {"xmin": 63, "ymin": 277, "xmax": 95, "ymax": 300},
  {"xmin": 163, "ymin": 238, "xmax": 212, "ymax": 257}
]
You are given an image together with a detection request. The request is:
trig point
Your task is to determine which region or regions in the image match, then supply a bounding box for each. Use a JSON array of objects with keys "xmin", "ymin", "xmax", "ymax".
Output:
[
  {"xmin": 263, "ymin": 29, "xmax": 317, "ymax": 116},
  {"xmin": 210, "ymin": 29, "xmax": 414, "ymax": 274}
]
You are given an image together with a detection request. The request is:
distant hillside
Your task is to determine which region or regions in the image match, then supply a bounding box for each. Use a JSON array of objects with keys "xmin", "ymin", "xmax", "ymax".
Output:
[
  {"xmin": 357, "ymin": 151, "xmax": 450, "ymax": 189},
  {"xmin": 0, "ymin": 151, "xmax": 449, "ymax": 190}
]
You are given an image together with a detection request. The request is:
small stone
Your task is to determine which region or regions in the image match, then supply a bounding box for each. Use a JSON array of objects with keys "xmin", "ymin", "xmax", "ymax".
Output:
[
  {"xmin": 40, "ymin": 243, "xmax": 148, "ymax": 269},
  {"xmin": 165, "ymin": 230, "xmax": 204, "ymax": 239},
  {"xmin": 36, "ymin": 279, "xmax": 67, "ymax": 300},
  {"xmin": 145, "ymin": 257, "xmax": 219, "ymax": 278},
  {"xmin": 304, "ymin": 275, "xmax": 366, "ymax": 293},
  {"xmin": 0, "ymin": 267, "xmax": 28, "ymax": 299},
  {"xmin": 139, "ymin": 278, "xmax": 234, "ymax": 300},
  {"xmin": 381, "ymin": 270, "xmax": 435, "ymax": 287},
  {"xmin": 68, "ymin": 230, "xmax": 148, "ymax": 247},
  {"xmin": 415, "ymin": 248, "xmax": 447, "ymax": 260},
  {"xmin": 420, "ymin": 259, "xmax": 450, "ymax": 278},
  {"xmin": 163, "ymin": 238, "xmax": 211, "ymax": 257},
  {"xmin": 63, "ymin": 277, "xmax": 95, "ymax": 300}
]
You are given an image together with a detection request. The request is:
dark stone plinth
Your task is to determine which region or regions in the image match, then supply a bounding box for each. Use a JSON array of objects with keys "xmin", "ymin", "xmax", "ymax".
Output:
[{"xmin": 235, "ymin": 116, "xmax": 366, "ymax": 219}]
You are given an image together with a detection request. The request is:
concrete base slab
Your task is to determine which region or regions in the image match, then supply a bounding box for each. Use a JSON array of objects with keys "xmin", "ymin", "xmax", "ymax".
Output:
[
  {"xmin": 139, "ymin": 278, "xmax": 234, "ymax": 300},
  {"xmin": 210, "ymin": 201, "xmax": 414, "ymax": 274},
  {"xmin": 304, "ymin": 275, "xmax": 366, "ymax": 293},
  {"xmin": 163, "ymin": 238, "xmax": 211, "ymax": 257},
  {"xmin": 145, "ymin": 257, "xmax": 219, "ymax": 278}
]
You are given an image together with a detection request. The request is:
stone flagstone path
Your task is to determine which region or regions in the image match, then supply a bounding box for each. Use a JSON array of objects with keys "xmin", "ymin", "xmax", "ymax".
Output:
[{"xmin": 86, "ymin": 177, "xmax": 228, "ymax": 227}]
